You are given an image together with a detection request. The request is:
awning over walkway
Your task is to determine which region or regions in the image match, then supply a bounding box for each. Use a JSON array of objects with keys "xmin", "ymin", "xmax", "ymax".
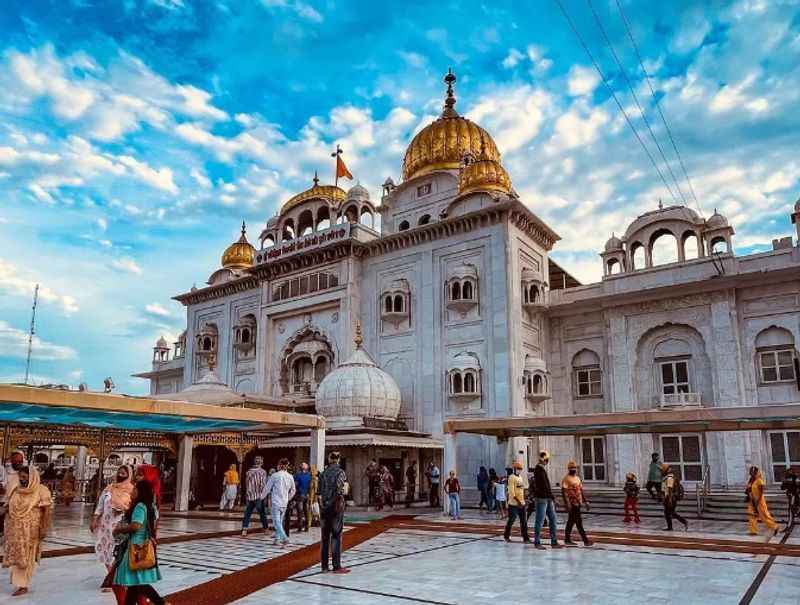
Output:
[
  {"xmin": 443, "ymin": 403, "xmax": 800, "ymax": 438},
  {"xmin": 0, "ymin": 384, "xmax": 324, "ymax": 434}
]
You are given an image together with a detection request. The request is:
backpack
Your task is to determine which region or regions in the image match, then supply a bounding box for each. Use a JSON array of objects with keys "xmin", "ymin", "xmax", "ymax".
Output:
[{"xmin": 674, "ymin": 476, "xmax": 685, "ymax": 501}]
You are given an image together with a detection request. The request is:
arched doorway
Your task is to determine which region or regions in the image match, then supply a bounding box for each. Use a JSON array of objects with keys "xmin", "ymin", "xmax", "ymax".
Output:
[{"xmin": 191, "ymin": 445, "xmax": 238, "ymax": 507}]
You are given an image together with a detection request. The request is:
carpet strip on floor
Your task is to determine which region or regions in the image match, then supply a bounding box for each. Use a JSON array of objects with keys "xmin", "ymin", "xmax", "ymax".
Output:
[{"xmin": 165, "ymin": 515, "xmax": 414, "ymax": 605}]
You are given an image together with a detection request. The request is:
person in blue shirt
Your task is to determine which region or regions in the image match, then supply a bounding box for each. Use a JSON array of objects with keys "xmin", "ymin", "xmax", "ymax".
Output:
[{"xmin": 292, "ymin": 462, "xmax": 312, "ymax": 532}]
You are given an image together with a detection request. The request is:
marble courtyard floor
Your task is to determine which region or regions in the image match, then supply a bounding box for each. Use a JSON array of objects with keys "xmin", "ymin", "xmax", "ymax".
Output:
[{"xmin": 3, "ymin": 504, "xmax": 799, "ymax": 604}]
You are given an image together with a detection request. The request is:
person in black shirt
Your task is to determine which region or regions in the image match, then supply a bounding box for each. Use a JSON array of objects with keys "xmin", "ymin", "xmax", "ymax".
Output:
[
  {"xmin": 532, "ymin": 450, "xmax": 562, "ymax": 550},
  {"xmin": 405, "ymin": 461, "xmax": 417, "ymax": 508},
  {"xmin": 780, "ymin": 468, "xmax": 800, "ymax": 531},
  {"xmin": 318, "ymin": 452, "xmax": 350, "ymax": 574}
]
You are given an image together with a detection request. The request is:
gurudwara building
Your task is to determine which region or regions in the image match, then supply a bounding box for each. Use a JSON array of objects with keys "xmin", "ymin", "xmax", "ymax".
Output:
[{"xmin": 136, "ymin": 71, "xmax": 800, "ymax": 505}]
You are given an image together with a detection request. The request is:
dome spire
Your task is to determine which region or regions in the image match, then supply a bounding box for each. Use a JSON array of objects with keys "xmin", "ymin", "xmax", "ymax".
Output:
[
  {"xmin": 354, "ymin": 321, "xmax": 363, "ymax": 348},
  {"xmin": 442, "ymin": 68, "xmax": 458, "ymax": 118},
  {"xmin": 240, "ymin": 220, "xmax": 246, "ymax": 237}
]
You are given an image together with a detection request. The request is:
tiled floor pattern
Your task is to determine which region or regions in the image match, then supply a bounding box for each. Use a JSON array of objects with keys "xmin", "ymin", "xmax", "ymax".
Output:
[{"xmin": 5, "ymin": 505, "xmax": 799, "ymax": 604}]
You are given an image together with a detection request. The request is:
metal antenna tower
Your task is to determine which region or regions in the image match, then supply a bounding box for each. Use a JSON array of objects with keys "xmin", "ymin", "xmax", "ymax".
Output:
[{"xmin": 24, "ymin": 284, "xmax": 39, "ymax": 385}]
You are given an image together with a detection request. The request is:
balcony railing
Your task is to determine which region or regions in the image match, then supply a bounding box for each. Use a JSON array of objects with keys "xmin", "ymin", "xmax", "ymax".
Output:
[{"xmin": 659, "ymin": 392, "xmax": 702, "ymax": 408}]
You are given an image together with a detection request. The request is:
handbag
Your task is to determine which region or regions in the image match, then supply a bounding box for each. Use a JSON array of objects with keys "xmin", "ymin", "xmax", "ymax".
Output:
[{"xmin": 128, "ymin": 539, "xmax": 156, "ymax": 571}]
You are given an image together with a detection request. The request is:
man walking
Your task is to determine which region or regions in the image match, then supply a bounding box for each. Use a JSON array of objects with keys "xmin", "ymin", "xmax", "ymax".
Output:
[
  {"xmin": 405, "ymin": 461, "xmax": 417, "ymax": 508},
  {"xmin": 503, "ymin": 461, "xmax": 530, "ymax": 543},
  {"xmin": 428, "ymin": 462, "xmax": 440, "ymax": 508},
  {"xmin": 646, "ymin": 452, "xmax": 663, "ymax": 501},
  {"xmin": 661, "ymin": 464, "xmax": 688, "ymax": 531},
  {"xmin": 365, "ymin": 458, "xmax": 380, "ymax": 508},
  {"xmin": 532, "ymin": 450, "xmax": 562, "ymax": 550},
  {"xmin": 319, "ymin": 451, "xmax": 350, "ymax": 574},
  {"xmin": 293, "ymin": 462, "xmax": 312, "ymax": 531},
  {"xmin": 264, "ymin": 458, "xmax": 295, "ymax": 545},
  {"xmin": 241, "ymin": 456, "xmax": 269, "ymax": 537}
]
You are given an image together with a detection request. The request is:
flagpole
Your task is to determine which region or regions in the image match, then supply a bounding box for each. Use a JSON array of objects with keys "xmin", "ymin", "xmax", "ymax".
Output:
[{"xmin": 332, "ymin": 144, "xmax": 342, "ymax": 188}]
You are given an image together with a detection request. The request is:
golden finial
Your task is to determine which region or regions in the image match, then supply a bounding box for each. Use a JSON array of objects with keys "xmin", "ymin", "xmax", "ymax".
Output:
[
  {"xmin": 240, "ymin": 220, "xmax": 246, "ymax": 236},
  {"xmin": 442, "ymin": 68, "xmax": 458, "ymax": 118},
  {"xmin": 312, "ymin": 171, "xmax": 320, "ymax": 187},
  {"xmin": 354, "ymin": 322, "xmax": 363, "ymax": 348}
]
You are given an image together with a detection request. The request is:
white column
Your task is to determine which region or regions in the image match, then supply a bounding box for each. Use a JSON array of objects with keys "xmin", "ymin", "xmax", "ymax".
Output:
[
  {"xmin": 75, "ymin": 446, "xmax": 88, "ymax": 481},
  {"xmin": 506, "ymin": 436, "xmax": 530, "ymax": 488},
  {"xmin": 175, "ymin": 435, "xmax": 193, "ymax": 512},
  {"xmin": 309, "ymin": 427, "xmax": 325, "ymax": 474}
]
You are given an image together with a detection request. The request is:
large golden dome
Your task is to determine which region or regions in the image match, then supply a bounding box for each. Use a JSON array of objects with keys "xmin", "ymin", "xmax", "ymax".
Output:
[
  {"xmin": 458, "ymin": 152, "xmax": 511, "ymax": 197},
  {"xmin": 221, "ymin": 222, "xmax": 256, "ymax": 269},
  {"xmin": 402, "ymin": 69, "xmax": 501, "ymax": 182}
]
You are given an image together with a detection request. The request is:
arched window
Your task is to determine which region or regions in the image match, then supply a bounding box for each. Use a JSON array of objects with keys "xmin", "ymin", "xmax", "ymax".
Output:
[
  {"xmin": 573, "ymin": 349, "xmax": 602, "ymax": 397},
  {"xmin": 462, "ymin": 280, "xmax": 473, "ymax": 300},
  {"xmin": 344, "ymin": 204, "xmax": 359, "ymax": 223},
  {"xmin": 203, "ymin": 337, "xmax": 212, "ymax": 351},
  {"xmin": 298, "ymin": 209, "xmax": 314, "ymax": 236},
  {"xmin": 316, "ymin": 207, "xmax": 331, "ymax": 231},
  {"xmin": 385, "ymin": 296, "xmax": 393, "ymax": 313},
  {"xmin": 710, "ymin": 237, "xmax": 728, "ymax": 254},
  {"xmin": 263, "ymin": 234, "xmax": 275, "ymax": 248},
  {"xmin": 314, "ymin": 357, "xmax": 329, "ymax": 383},
  {"xmin": 418, "ymin": 214, "xmax": 431, "ymax": 226},
  {"xmin": 631, "ymin": 242, "xmax": 645, "ymax": 270},
  {"xmin": 529, "ymin": 285, "xmax": 538, "ymax": 302},
  {"xmin": 241, "ymin": 328, "xmax": 250, "ymax": 344},
  {"xmin": 282, "ymin": 220, "xmax": 295, "ymax": 242},
  {"xmin": 683, "ymin": 232, "xmax": 700, "ymax": 260},
  {"xmin": 607, "ymin": 258, "xmax": 621, "ymax": 274},
  {"xmin": 360, "ymin": 209, "xmax": 374, "ymax": 228},
  {"xmin": 464, "ymin": 372, "xmax": 476, "ymax": 393},
  {"xmin": 755, "ymin": 327, "xmax": 796, "ymax": 384},
  {"xmin": 452, "ymin": 372, "xmax": 462, "ymax": 394},
  {"xmin": 393, "ymin": 294, "xmax": 404, "ymax": 313},
  {"xmin": 532, "ymin": 374, "xmax": 543, "ymax": 394},
  {"xmin": 398, "ymin": 220, "xmax": 410, "ymax": 231},
  {"xmin": 451, "ymin": 281, "xmax": 461, "ymax": 300},
  {"xmin": 650, "ymin": 229, "xmax": 679, "ymax": 265}
]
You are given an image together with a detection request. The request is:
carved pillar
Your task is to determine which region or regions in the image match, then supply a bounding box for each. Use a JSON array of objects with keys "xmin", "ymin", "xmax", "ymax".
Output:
[
  {"xmin": 442, "ymin": 432, "xmax": 458, "ymax": 515},
  {"xmin": 175, "ymin": 435, "xmax": 194, "ymax": 512},
  {"xmin": 309, "ymin": 427, "xmax": 325, "ymax": 475}
]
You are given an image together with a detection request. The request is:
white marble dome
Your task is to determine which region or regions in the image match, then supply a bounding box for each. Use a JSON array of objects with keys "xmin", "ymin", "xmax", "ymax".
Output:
[{"xmin": 315, "ymin": 343, "xmax": 401, "ymax": 421}]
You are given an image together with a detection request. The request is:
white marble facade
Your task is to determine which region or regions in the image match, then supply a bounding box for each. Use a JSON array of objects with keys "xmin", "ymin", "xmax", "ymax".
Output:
[{"xmin": 136, "ymin": 73, "xmax": 800, "ymax": 494}]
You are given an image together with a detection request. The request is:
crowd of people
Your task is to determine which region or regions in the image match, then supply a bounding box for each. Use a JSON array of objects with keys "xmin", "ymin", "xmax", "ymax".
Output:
[{"xmin": 1, "ymin": 445, "xmax": 798, "ymax": 600}]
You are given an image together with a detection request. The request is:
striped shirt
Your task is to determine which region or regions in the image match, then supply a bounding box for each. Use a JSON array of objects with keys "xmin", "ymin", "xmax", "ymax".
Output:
[{"xmin": 245, "ymin": 466, "xmax": 267, "ymax": 501}]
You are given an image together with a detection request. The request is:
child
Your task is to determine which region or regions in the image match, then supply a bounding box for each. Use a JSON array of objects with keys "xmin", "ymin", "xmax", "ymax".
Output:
[
  {"xmin": 495, "ymin": 474, "xmax": 508, "ymax": 519},
  {"xmin": 623, "ymin": 472, "xmax": 641, "ymax": 523}
]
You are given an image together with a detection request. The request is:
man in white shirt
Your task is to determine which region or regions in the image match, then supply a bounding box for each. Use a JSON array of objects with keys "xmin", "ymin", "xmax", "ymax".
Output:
[{"xmin": 264, "ymin": 458, "xmax": 296, "ymax": 545}]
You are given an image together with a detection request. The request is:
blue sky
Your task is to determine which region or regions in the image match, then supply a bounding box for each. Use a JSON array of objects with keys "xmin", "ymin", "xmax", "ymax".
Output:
[{"xmin": 1, "ymin": 0, "xmax": 798, "ymax": 393}]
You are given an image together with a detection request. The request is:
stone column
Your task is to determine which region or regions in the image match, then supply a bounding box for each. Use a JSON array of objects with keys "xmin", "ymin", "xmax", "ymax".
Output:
[
  {"xmin": 175, "ymin": 435, "xmax": 193, "ymax": 512},
  {"xmin": 506, "ymin": 437, "xmax": 529, "ymax": 488},
  {"xmin": 309, "ymin": 427, "xmax": 326, "ymax": 475},
  {"xmin": 75, "ymin": 446, "xmax": 88, "ymax": 482}
]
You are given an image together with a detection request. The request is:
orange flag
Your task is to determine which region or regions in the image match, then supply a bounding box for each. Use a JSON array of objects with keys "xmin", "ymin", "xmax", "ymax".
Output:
[{"xmin": 336, "ymin": 155, "xmax": 353, "ymax": 180}]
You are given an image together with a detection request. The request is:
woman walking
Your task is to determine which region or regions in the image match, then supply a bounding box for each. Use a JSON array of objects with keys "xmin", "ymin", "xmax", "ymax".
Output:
[
  {"xmin": 380, "ymin": 466, "xmax": 395, "ymax": 510},
  {"xmin": 746, "ymin": 466, "xmax": 780, "ymax": 539},
  {"xmin": 561, "ymin": 461, "xmax": 592, "ymax": 546},
  {"xmin": 110, "ymin": 479, "xmax": 169, "ymax": 605},
  {"xmin": 219, "ymin": 463, "xmax": 239, "ymax": 511},
  {"xmin": 2, "ymin": 466, "xmax": 53, "ymax": 597},
  {"xmin": 91, "ymin": 465, "xmax": 134, "ymax": 572}
]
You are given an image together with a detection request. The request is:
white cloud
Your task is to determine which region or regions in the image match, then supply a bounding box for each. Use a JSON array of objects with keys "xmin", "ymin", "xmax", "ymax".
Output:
[
  {"xmin": 502, "ymin": 48, "xmax": 524, "ymax": 69},
  {"xmin": 190, "ymin": 167, "xmax": 212, "ymax": 189},
  {"xmin": 97, "ymin": 217, "xmax": 108, "ymax": 231},
  {"xmin": 0, "ymin": 259, "xmax": 79, "ymax": 314},
  {"xmin": 117, "ymin": 155, "xmax": 178, "ymax": 194},
  {"xmin": 468, "ymin": 86, "xmax": 550, "ymax": 153},
  {"xmin": 567, "ymin": 65, "xmax": 601, "ymax": 97},
  {"xmin": 548, "ymin": 107, "xmax": 609, "ymax": 150},
  {"xmin": 261, "ymin": 0, "xmax": 322, "ymax": 22},
  {"xmin": 144, "ymin": 302, "xmax": 171, "ymax": 317},
  {"xmin": 0, "ymin": 320, "xmax": 77, "ymax": 361},
  {"xmin": 110, "ymin": 257, "xmax": 143, "ymax": 275}
]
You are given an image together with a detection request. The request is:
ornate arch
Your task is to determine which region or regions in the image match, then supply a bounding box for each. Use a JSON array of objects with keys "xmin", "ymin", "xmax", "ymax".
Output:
[{"xmin": 277, "ymin": 324, "xmax": 337, "ymax": 395}]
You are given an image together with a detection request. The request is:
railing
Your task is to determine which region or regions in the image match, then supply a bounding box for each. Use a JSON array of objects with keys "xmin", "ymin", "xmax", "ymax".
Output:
[
  {"xmin": 696, "ymin": 464, "xmax": 711, "ymax": 517},
  {"xmin": 660, "ymin": 392, "xmax": 702, "ymax": 408}
]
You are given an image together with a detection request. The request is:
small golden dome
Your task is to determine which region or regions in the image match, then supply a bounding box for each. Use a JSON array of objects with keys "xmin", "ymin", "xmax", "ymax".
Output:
[
  {"xmin": 458, "ymin": 152, "xmax": 512, "ymax": 197},
  {"xmin": 221, "ymin": 222, "xmax": 256, "ymax": 269},
  {"xmin": 281, "ymin": 173, "xmax": 346, "ymax": 214},
  {"xmin": 402, "ymin": 69, "xmax": 502, "ymax": 182}
]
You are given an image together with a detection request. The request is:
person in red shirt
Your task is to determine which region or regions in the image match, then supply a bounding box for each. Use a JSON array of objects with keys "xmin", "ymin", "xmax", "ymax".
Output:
[{"xmin": 444, "ymin": 471, "xmax": 461, "ymax": 520}]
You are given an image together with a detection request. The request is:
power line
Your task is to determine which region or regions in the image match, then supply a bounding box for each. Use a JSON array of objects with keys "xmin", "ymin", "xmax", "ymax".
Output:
[
  {"xmin": 586, "ymin": 0, "xmax": 687, "ymax": 205},
  {"xmin": 614, "ymin": 0, "xmax": 703, "ymax": 216},
  {"xmin": 554, "ymin": 0, "xmax": 680, "ymax": 205},
  {"xmin": 24, "ymin": 284, "xmax": 39, "ymax": 385}
]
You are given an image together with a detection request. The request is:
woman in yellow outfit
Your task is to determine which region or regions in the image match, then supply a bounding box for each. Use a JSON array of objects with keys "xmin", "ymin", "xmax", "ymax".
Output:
[
  {"xmin": 746, "ymin": 466, "xmax": 779, "ymax": 538},
  {"xmin": 219, "ymin": 464, "xmax": 240, "ymax": 511}
]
